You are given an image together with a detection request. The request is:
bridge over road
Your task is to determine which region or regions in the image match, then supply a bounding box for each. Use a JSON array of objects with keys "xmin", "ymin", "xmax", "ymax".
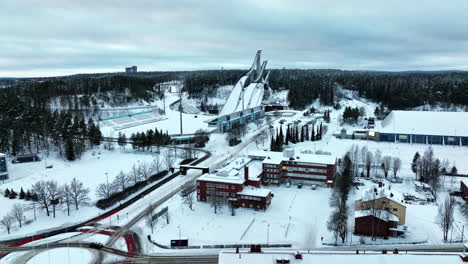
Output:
[{"xmin": 180, "ymin": 165, "xmax": 209, "ymax": 175}]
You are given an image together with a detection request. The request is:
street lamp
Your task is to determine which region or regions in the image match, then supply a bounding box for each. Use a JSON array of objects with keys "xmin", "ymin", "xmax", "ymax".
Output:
[
  {"xmin": 178, "ymin": 225, "xmax": 181, "ymax": 240},
  {"xmin": 267, "ymin": 224, "xmax": 270, "ymax": 246}
]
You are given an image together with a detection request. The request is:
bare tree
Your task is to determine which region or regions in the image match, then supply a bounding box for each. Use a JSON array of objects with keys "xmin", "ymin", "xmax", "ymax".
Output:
[
  {"xmin": 164, "ymin": 150, "xmax": 175, "ymax": 171},
  {"xmin": 96, "ymin": 183, "xmax": 116, "ymax": 200},
  {"xmin": 210, "ymin": 196, "xmax": 223, "ymax": 214},
  {"xmin": 60, "ymin": 183, "xmax": 73, "ymax": 216},
  {"xmin": 392, "ymin": 157, "xmax": 402, "ymax": 178},
  {"xmin": 437, "ymin": 196, "xmax": 455, "ymax": 241},
  {"xmin": 381, "ymin": 156, "xmax": 392, "ymax": 179},
  {"xmin": 70, "ymin": 178, "xmax": 90, "ymax": 210},
  {"xmin": 327, "ymin": 154, "xmax": 352, "ymax": 244},
  {"xmin": 129, "ymin": 164, "xmax": 143, "ymax": 185},
  {"xmin": 180, "ymin": 183, "xmax": 195, "ymax": 211},
  {"xmin": 145, "ymin": 210, "xmax": 155, "ymax": 234},
  {"xmin": 364, "ymin": 150, "xmax": 374, "ymax": 178},
  {"xmin": 374, "ymin": 149, "xmax": 382, "ymax": 176},
  {"xmin": 139, "ymin": 161, "xmax": 152, "ymax": 182},
  {"xmin": 11, "ymin": 204, "xmax": 25, "ymax": 228},
  {"xmin": 113, "ymin": 171, "xmax": 128, "ymax": 192},
  {"xmin": 150, "ymin": 156, "xmax": 162, "ymax": 174},
  {"xmin": 1, "ymin": 214, "xmax": 13, "ymax": 235},
  {"xmin": 32, "ymin": 180, "xmax": 51, "ymax": 216},
  {"xmin": 46, "ymin": 180, "xmax": 60, "ymax": 218}
]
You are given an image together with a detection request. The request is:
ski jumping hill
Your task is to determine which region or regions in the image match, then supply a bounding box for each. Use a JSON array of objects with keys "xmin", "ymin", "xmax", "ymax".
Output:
[{"xmin": 219, "ymin": 50, "xmax": 270, "ymax": 116}]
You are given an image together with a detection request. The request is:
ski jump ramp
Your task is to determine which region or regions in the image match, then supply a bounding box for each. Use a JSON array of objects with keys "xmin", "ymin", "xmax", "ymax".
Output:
[{"xmin": 219, "ymin": 50, "xmax": 270, "ymax": 116}]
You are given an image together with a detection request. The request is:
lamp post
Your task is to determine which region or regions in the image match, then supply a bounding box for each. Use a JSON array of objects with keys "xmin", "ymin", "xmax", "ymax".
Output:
[
  {"xmin": 178, "ymin": 225, "xmax": 181, "ymax": 240},
  {"xmin": 267, "ymin": 224, "xmax": 270, "ymax": 246}
]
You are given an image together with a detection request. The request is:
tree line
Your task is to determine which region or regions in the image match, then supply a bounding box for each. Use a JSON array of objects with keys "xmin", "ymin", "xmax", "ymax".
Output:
[
  {"xmin": 0, "ymin": 88, "xmax": 102, "ymax": 159},
  {"xmin": 270, "ymin": 123, "xmax": 327, "ymax": 152},
  {"xmin": 1, "ymin": 178, "xmax": 89, "ymax": 234}
]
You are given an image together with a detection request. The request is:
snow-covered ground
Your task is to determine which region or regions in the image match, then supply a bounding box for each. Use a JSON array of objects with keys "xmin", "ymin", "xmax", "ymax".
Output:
[
  {"xmin": 0, "ymin": 147, "xmax": 170, "ymax": 240},
  {"xmin": 0, "ymin": 231, "xmax": 119, "ymax": 264},
  {"xmin": 131, "ymin": 89, "xmax": 468, "ymax": 254},
  {"xmin": 219, "ymin": 251, "xmax": 464, "ymax": 264},
  {"xmin": 137, "ymin": 186, "xmax": 331, "ymax": 250}
]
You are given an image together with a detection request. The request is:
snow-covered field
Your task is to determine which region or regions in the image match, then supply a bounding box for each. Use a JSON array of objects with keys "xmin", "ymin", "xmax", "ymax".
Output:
[
  {"xmin": 131, "ymin": 88, "xmax": 468, "ymax": 253},
  {"xmin": 0, "ymin": 147, "xmax": 169, "ymax": 240},
  {"xmin": 137, "ymin": 186, "xmax": 332, "ymax": 250}
]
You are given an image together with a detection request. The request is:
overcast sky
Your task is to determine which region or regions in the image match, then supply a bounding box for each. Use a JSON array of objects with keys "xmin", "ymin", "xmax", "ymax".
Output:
[{"xmin": 1, "ymin": 0, "xmax": 468, "ymax": 77}]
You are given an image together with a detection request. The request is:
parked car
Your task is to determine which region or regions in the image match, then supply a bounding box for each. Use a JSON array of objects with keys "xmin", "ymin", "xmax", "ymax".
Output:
[
  {"xmin": 297, "ymin": 183, "xmax": 302, "ymax": 189},
  {"xmin": 311, "ymin": 185, "xmax": 317, "ymax": 190}
]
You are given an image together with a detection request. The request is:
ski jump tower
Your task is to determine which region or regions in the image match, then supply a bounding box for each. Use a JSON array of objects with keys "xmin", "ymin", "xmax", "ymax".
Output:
[
  {"xmin": 247, "ymin": 49, "xmax": 270, "ymax": 84},
  {"xmin": 208, "ymin": 50, "xmax": 270, "ymax": 132}
]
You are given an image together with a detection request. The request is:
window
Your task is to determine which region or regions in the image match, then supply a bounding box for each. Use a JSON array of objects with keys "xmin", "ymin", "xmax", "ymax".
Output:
[{"xmin": 393, "ymin": 208, "xmax": 398, "ymax": 212}]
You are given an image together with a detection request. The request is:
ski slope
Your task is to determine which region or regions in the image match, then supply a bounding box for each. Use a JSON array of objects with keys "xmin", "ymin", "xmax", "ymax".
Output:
[{"xmin": 219, "ymin": 76, "xmax": 264, "ymax": 116}]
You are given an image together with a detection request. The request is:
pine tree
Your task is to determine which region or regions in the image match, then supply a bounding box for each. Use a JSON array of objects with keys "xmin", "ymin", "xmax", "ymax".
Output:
[
  {"xmin": 451, "ymin": 166, "xmax": 458, "ymax": 176},
  {"xmin": 411, "ymin": 152, "xmax": 421, "ymax": 177},
  {"xmin": 19, "ymin": 188, "xmax": 25, "ymax": 199},
  {"xmin": 9, "ymin": 189, "xmax": 17, "ymax": 199},
  {"xmin": 311, "ymin": 124, "xmax": 315, "ymax": 141},
  {"xmin": 278, "ymin": 125, "xmax": 284, "ymax": 146},
  {"xmin": 65, "ymin": 137, "xmax": 76, "ymax": 161},
  {"xmin": 25, "ymin": 190, "xmax": 32, "ymax": 201},
  {"xmin": 270, "ymin": 135, "xmax": 275, "ymax": 152}
]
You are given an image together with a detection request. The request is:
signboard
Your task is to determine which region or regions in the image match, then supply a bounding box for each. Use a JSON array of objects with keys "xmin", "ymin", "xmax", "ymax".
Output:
[
  {"xmin": 398, "ymin": 135, "xmax": 408, "ymax": 140},
  {"xmin": 447, "ymin": 137, "xmax": 455, "ymax": 142},
  {"xmin": 171, "ymin": 239, "xmax": 188, "ymax": 247},
  {"xmin": 151, "ymin": 206, "xmax": 168, "ymax": 222}
]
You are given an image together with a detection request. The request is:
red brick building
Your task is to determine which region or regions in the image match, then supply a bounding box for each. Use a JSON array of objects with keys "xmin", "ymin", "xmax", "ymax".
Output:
[
  {"xmin": 354, "ymin": 210, "xmax": 399, "ymax": 238},
  {"xmin": 197, "ymin": 157, "xmax": 272, "ymax": 210},
  {"xmin": 250, "ymin": 149, "xmax": 336, "ymax": 187}
]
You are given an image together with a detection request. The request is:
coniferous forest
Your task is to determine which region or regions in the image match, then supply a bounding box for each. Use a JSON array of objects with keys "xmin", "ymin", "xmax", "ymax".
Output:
[{"xmin": 2, "ymin": 69, "xmax": 468, "ymax": 158}]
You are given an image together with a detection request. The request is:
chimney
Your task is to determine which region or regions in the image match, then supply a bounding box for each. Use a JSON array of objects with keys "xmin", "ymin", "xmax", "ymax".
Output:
[{"xmin": 244, "ymin": 166, "xmax": 249, "ymax": 181}]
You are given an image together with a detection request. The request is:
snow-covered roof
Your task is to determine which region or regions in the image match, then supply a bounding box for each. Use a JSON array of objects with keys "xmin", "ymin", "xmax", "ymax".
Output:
[
  {"xmin": 258, "ymin": 150, "xmax": 336, "ymax": 165},
  {"xmin": 355, "ymin": 210, "xmax": 399, "ymax": 222},
  {"xmin": 360, "ymin": 187, "xmax": 406, "ymax": 207},
  {"xmin": 0, "ymin": 153, "xmax": 5, "ymax": 157},
  {"xmin": 237, "ymin": 186, "xmax": 271, "ymax": 197},
  {"xmin": 380, "ymin": 110, "xmax": 468, "ymax": 136},
  {"xmin": 197, "ymin": 157, "xmax": 261, "ymax": 185}
]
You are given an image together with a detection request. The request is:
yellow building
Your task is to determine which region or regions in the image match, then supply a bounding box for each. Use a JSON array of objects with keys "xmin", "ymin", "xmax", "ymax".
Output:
[{"xmin": 355, "ymin": 196, "xmax": 406, "ymax": 225}]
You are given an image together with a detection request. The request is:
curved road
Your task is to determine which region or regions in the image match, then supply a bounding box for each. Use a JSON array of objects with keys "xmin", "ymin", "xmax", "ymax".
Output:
[{"xmin": 0, "ymin": 145, "xmax": 211, "ymax": 255}]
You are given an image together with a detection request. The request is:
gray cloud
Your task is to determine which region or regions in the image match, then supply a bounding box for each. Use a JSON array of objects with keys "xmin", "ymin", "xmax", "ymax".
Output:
[{"xmin": 1, "ymin": 0, "xmax": 468, "ymax": 77}]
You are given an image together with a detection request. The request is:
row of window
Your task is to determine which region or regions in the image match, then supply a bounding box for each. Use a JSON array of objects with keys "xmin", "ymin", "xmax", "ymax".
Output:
[
  {"xmin": 264, "ymin": 164, "xmax": 279, "ymax": 168},
  {"xmin": 286, "ymin": 167, "xmax": 327, "ymax": 173},
  {"xmin": 206, "ymin": 190, "xmax": 230, "ymax": 196},
  {"xmin": 206, "ymin": 183, "xmax": 230, "ymax": 189},
  {"xmin": 266, "ymin": 173, "xmax": 280, "ymax": 178},
  {"xmin": 265, "ymin": 168, "xmax": 279, "ymax": 172},
  {"xmin": 285, "ymin": 173, "xmax": 327, "ymax": 180},
  {"xmin": 239, "ymin": 195, "xmax": 263, "ymax": 201}
]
